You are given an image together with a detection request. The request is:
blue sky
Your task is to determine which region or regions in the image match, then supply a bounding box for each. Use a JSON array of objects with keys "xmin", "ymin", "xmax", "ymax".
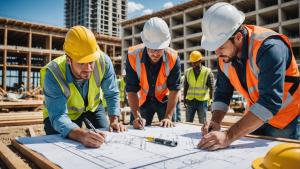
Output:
[{"xmin": 0, "ymin": 0, "xmax": 187, "ymax": 27}]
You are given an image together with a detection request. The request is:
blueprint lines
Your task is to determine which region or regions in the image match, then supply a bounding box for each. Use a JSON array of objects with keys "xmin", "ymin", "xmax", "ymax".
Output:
[{"xmin": 15, "ymin": 124, "xmax": 284, "ymax": 169}]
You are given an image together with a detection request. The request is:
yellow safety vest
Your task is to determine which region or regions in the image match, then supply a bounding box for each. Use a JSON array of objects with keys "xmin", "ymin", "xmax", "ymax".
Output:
[
  {"xmin": 117, "ymin": 77, "xmax": 126, "ymax": 102},
  {"xmin": 186, "ymin": 66, "xmax": 211, "ymax": 101},
  {"xmin": 40, "ymin": 54, "xmax": 106, "ymax": 120}
]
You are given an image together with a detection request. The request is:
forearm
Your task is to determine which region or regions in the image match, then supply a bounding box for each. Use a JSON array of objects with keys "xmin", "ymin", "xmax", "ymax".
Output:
[
  {"xmin": 211, "ymin": 110, "xmax": 226, "ymax": 124},
  {"xmin": 165, "ymin": 90, "xmax": 179, "ymax": 119},
  {"xmin": 209, "ymin": 89, "xmax": 214, "ymax": 101},
  {"xmin": 183, "ymin": 87, "xmax": 188, "ymax": 101},
  {"xmin": 127, "ymin": 92, "xmax": 140, "ymax": 119},
  {"xmin": 227, "ymin": 111, "xmax": 264, "ymax": 141},
  {"xmin": 109, "ymin": 115, "xmax": 119, "ymax": 124},
  {"xmin": 67, "ymin": 127, "xmax": 87, "ymax": 143}
]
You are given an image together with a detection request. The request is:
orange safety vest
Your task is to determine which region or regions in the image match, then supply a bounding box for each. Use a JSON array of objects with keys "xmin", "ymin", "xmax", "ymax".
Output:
[
  {"xmin": 219, "ymin": 25, "xmax": 300, "ymax": 129},
  {"xmin": 128, "ymin": 43, "xmax": 178, "ymax": 106}
]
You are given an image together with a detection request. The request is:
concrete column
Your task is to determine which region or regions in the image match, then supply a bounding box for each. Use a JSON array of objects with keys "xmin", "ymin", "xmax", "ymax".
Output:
[
  {"xmin": 3, "ymin": 49, "xmax": 6, "ymax": 91},
  {"xmin": 49, "ymin": 35, "xmax": 52, "ymax": 50},
  {"xmin": 48, "ymin": 54, "xmax": 52, "ymax": 63},
  {"xmin": 4, "ymin": 27, "xmax": 7, "ymax": 45},
  {"xmin": 27, "ymin": 30, "xmax": 32, "ymax": 91},
  {"xmin": 104, "ymin": 44, "xmax": 107, "ymax": 54},
  {"xmin": 113, "ymin": 45, "xmax": 115, "ymax": 58}
]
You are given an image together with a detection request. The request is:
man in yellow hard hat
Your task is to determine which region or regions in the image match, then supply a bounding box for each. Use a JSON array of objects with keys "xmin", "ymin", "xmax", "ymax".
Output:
[
  {"xmin": 183, "ymin": 51, "xmax": 215, "ymax": 124},
  {"xmin": 18, "ymin": 83, "xmax": 25, "ymax": 94},
  {"xmin": 40, "ymin": 26, "xmax": 127, "ymax": 148}
]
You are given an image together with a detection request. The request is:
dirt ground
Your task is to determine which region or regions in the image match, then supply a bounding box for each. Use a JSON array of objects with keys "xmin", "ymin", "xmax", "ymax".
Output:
[{"xmin": 0, "ymin": 106, "xmax": 242, "ymax": 169}]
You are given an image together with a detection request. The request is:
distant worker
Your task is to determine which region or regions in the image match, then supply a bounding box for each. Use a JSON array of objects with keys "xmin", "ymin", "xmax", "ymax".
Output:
[
  {"xmin": 126, "ymin": 17, "xmax": 181, "ymax": 129},
  {"xmin": 18, "ymin": 84, "xmax": 26, "ymax": 94},
  {"xmin": 183, "ymin": 51, "xmax": 215, "ymax": 124},
  {"xmin": 118, "ymin": 69, "xmax": 128, "ymax": 108},
  {"xmin": 199, "ymin": 3, "xmax": 300, "ymax": 151},
  {"xmin": 41, "ymin": 26, "xmax": 127, "ymax": 148},
  {"xmin": 172, "ymin": 75, "xmax": 185, "ymax": 123}
]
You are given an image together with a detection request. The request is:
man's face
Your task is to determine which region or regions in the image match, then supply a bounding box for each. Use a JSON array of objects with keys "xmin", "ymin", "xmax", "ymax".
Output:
[
  {"xmin": 66, "ymin": 56, "xmax": 95, "ymax": 79},
  {"xmin": 191, "ymin": 60, "xmax": 201, "ymax": 70},
  {"xmin": 215, "ymin": 40, "xmax": 239, "ymax": 63},
  {"xmin": 146, "ymin": 48, "xmax": 164, "ymax": 64}
]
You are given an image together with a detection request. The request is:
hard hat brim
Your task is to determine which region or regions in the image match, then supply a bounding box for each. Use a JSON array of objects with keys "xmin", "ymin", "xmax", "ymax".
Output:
[
  {"xmin": 76, "ymin": 47, "xmax": 101, "ymax": 63},
  {"xmin": 141, "ymin": 31, "xmax": 171, "ymax": 49},
  {"xmin": 252, "ymin": 157, "xmax": 266, "ymax": 169},
  {"xmin": 201, "ymin": 11, "xmax": 245, "ymax": 51}
]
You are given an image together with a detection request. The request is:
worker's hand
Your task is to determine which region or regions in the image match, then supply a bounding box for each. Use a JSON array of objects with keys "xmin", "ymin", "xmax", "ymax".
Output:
[
  {"xmin": 133, "ymin": 118, "xmax": 146, "ymax": 130},
  {"xmin": 81, "ymin": 130, "xmax": 107, "ymax": 148},
  {"xmin": 109, "ymin": 121, "xmax": 128, "ymax": 133},
  {"xmin": 201, "ymin": 120, "xmax": 221, "ymax": 136},
  {"xmin": 183, "ymin": 99, "xmax": 187, "ymax": 108},
  {"xmin": 159, "ymin": 119, "xmax": 176, "ymax": 128},
  {"xmin": 208, "ymin": 103, "xmax": 212, "ymax": 111},
  {"xmin": 197, "ymin": 131, "xmax": 233, "ymax": 151}
]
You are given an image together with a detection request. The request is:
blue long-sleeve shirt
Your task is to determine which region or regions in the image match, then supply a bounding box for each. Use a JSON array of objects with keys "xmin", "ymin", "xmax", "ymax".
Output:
[
  {"xmin": 126, "ymin": 47, "xmax": 181, "ymax": 104},
  {"xmin": 43, "ymin": 53, "xmax": 120, "ymax": 138},
  {"xmin": 212, "ymin": 27, "xmax": 293, "ymax": 123}
]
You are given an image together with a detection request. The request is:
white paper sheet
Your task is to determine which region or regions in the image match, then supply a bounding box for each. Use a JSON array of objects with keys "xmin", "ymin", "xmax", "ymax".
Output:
[{"xmin": 15, "ymin": 124, "xmax": 284, "ymax": 169}]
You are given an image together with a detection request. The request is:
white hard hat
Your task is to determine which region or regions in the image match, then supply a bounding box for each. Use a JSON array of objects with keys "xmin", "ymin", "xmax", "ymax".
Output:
[
  {"xmin": 122, "ymin": 69, "xmax": 126, "ymax": 76},
  {"xmin": 141, "ymin": 17, "xmax": 171, "ymax": 49},
  {"xmin": 201, "ymin": 2, "xmax": 245, "ymax": 51}
]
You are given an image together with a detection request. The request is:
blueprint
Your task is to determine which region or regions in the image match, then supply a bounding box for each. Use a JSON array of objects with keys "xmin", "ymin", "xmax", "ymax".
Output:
[{"xmin": 15, "ymin": 124, "xmax": 285, "ymax": 169}]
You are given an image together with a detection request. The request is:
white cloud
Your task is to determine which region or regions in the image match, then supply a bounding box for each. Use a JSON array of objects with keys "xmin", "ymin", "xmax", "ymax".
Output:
[
  {"xmin": 164, "ymin": 2, "xmax": 173, "ymax": 9},
  {"xmin": 142, "ymin": 9, "xmax": 154, "ymax": 15},
  {"xmin": 128, "ymin": 1, "xmax": 144, "ymax": 13}
]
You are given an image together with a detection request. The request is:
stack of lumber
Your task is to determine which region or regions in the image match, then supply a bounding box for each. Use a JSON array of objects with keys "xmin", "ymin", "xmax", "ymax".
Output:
[
  {"xmin": 25, "ymin": 86, "xmax": 42, "ymax": 100},
  {"xmin": 0, "ymin": 87, "xmax": 8, "ymax": 100},
  {"xmin": 0, "ymin": 111, "xmax": 43, "ymax": 127}
]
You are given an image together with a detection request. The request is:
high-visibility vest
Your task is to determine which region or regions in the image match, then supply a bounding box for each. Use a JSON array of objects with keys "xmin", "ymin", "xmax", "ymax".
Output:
[
  {"xmin": 219, "ymin": 25, "xmax": 300, "ymax": 129},
  {"xmin": 117, "ymin": 77, "xmax": 126, "ymax": 102},
  {"xmin": 40, "ymin": 54, "xmax": 106, "ymax": 120},
  {"xmin": 128, "ymin": 43, "xmax": 178, "ymax": 106},
  {"xmin": 186, "ymin": 66, "xmax": 211, "ymax": 101},
  {"xmin": 101, "ymin": 88, "xmax": 107, "ymax": 108}
]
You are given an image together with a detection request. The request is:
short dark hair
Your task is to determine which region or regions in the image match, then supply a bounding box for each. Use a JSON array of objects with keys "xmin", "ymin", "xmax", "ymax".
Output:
[{"xmin": 229, "ymin": 25, "xmax": 245, "ymax": 44}]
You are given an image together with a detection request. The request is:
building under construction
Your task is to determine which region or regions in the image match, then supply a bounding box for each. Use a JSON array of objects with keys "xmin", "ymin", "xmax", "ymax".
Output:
[
  {"xmin": 0, "ymin": 17, "xmax": 122, "ymax": 92},
  {"xmin": 120, "ymin": 0, "xmax": 300, "ymax": 77}
]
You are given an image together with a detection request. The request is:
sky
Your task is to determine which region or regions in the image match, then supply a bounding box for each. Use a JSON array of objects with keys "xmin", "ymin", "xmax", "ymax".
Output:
[{"xmin": 0, "ymin": 0, "xmax": 189, "ymax": 27}]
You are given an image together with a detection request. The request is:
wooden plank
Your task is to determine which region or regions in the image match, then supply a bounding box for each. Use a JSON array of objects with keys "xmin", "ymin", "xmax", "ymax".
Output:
[
  {"xmin": 226, "ymin": 113, "xmax": 244, "ymax": 116},
  {"xmin": 0, "ymin": 112, "xmax": 42, "ymax": 116},
  {"xmin": 33, "ymin": 105, "xmax": 43, "ymax": 111},
  {"xmin": 0, "ymin": 140, "xmax": 31, "ymax": 169},
  {"xmin": 28, "ymin": 126, "xmax": 36, "ymax": 137},
  {"xmin": 0, "ymin": 115, "xmax": 42, "ymax": 121},
  {"xmin": 11, "ymin": 140, "xmax": 61, "ymax": 169},
  {"xmin": 0, "ymin": 119, "xmax": 43, "ymax": 127}
]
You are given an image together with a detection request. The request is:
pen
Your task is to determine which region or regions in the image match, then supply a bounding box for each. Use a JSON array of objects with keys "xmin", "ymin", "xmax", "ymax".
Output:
[
  {"xmin": 137, "ymin": 114, "xmax": 145, "ymax": 131},
  {"xmin": 146, "ymin": 137, "xmax": 178, "ymax": 147},
  {"xmin": 84, "ymin": 118, "xmax": 109, "ymax": 146}
]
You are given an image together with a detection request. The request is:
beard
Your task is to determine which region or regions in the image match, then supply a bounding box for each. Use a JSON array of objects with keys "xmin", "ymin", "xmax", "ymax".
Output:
[{"xmin": 220, "ymin": 42, "xmax": 239, "ymax": 63}]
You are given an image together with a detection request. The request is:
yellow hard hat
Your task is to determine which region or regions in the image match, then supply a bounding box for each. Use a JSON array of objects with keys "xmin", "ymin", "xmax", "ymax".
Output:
[
  {"xmin": 189, "ymin": 51, "xmax": 202, "ymax": 62},
  {"xmin": 252, "ymin": 143, "xmax": 300, "ymax": 169},
  {"xmin": 63, "ymin": 26, "xmax": 100, "ymax": 63},
  {"xmin": 21, "ymin": 84, "xmax": 24, "ymax": 87}
]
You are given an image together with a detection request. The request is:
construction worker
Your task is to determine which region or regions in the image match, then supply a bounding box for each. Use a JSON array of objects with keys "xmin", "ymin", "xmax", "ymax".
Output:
[
  {"xmin": 183, "ymin": 51, "xmax": 215, "ymax": 124},
  {"xmin": 126, "ymin": 17, "xmax": 181, "ymax": 129},
  {"xmin": 18, "ymin": 84, "xmax": 25, "ymax": 94},
  {"xmin": 172, "ymin": 75, "xmax": 185, "ymax": 123},
  {"xmin": 117, "ymin": 69, "xmax": 127, "ymax": 108},
  {"xmin": 41, "ymin": 26, "xmax": 127, "ymax": 148},
  {"xmin": 198, "ymin": 3, "xmax": 300, "ymax": 151}
]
